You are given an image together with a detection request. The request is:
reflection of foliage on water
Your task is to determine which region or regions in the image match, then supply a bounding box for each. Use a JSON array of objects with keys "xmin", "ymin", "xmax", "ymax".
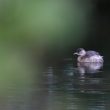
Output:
[{"xmin": 0, "ymin": 46, "xmax": 35, "ymax": 101}]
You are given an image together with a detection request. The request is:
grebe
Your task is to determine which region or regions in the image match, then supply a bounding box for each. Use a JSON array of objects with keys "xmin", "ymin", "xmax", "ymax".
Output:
[{"xmin": 74, "ymin": 48, "xmax": 103, "ymax": 63}]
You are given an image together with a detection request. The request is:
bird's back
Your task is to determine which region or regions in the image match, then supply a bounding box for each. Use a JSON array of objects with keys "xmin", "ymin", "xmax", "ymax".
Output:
[{"xmin": 84, "ymin": 51, "xmax": 99, "ymax": 58}]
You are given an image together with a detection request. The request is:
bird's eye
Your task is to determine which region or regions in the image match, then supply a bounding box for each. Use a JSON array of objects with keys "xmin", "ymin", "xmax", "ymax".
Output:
[{"xmin": 77, "ymin": 48, "xmax": 83, "ymax": 52}]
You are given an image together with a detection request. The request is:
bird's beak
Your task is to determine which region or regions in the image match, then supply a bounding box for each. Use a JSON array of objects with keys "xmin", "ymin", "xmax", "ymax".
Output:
[{"xmin": 74, "ymin": 52, "xmax": 78, "ymax": 55}]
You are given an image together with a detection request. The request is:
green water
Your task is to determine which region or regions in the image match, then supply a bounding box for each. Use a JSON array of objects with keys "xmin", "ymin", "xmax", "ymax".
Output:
[{"xmin": 1, "ymin": 58, "xmax": 110, "ymax": 110}]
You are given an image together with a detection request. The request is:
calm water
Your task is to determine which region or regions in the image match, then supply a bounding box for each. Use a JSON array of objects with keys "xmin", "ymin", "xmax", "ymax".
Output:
[{"xmin": 1, "ymin": 58, "xmax": 110, "ymax": 110}]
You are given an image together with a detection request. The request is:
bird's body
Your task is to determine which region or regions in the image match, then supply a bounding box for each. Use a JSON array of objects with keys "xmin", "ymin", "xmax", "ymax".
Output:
[{"xmin": 74, "ymin": 48, "xmax": 103, "ymax": 63}]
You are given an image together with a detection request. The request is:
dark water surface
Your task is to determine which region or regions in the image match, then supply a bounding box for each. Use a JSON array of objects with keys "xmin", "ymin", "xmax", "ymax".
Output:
[
  {"xmin": 1, "ymin": 58, "xmax": 110, "ymax": 110},
  {"xmin": 36, "ymin": 59, "xmax": 110, "ymax": 110}
]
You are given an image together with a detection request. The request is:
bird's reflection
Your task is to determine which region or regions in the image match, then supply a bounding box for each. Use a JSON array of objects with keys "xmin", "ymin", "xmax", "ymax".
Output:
[
  {"xmin": 43, "ymin": 60, "xmax": 106, "ymax": 110},
  {"xmin": 77, "ymin": 62, "xmax": 103, "ymax": 74}
]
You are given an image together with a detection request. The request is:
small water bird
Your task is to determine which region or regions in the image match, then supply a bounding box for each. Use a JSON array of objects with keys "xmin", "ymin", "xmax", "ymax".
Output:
[{"xmin": 74, "ymin": 48, "xmax": 103, "ymax": 63}]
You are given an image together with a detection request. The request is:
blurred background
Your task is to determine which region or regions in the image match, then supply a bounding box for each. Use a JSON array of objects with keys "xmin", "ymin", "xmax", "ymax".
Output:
[
  {"xmin": 0, "ymin": 0, "xmax": 110, "ymax": 110},
  {"xmin": 0, "ymin": 0, "xmax": 110, "ymax": 61}
]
